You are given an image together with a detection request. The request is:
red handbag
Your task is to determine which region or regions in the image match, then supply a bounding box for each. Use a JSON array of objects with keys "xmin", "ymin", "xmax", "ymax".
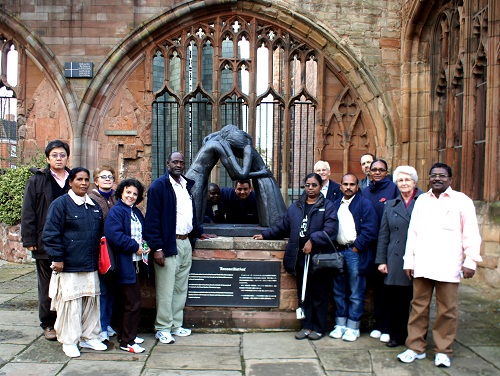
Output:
[{"xmin": 98, "ymin": 236, "xmax": 114, "ymax": 274}]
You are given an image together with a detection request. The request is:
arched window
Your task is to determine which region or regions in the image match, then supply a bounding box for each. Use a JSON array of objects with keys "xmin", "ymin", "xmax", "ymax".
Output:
[
  {"xmin": 151, "ymin": 17, "xmax": 321, "ymax": 204},
  {"xmin": 429, "ymin": 2, "xmax": 488, "ymax": 199},
  {"xmin": 0, "ymin": 36, "xmax": 19, "ymax": 168}
]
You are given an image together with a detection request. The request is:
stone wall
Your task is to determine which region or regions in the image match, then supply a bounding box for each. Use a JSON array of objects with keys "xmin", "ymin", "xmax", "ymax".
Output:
[{"xmin": 0, "ymin": 223, "xmax": 32, "ymax": 264}]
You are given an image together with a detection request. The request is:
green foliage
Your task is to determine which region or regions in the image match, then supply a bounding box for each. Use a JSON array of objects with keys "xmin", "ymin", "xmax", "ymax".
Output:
[{"xmin": 0, "ymin": 154, "xmax": 47, "ymax": 226}]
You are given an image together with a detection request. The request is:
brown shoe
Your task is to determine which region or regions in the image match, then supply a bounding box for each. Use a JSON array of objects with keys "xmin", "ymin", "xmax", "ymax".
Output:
[{"xmin": 44, "ymin": 327, "xmax": 57, "ymax": 341}]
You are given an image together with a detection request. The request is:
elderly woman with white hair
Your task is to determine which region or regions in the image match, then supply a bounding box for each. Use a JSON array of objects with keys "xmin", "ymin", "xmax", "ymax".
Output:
[{"xmin": 375, "ymin": 165, "xmax": 423, "ymax": 348}]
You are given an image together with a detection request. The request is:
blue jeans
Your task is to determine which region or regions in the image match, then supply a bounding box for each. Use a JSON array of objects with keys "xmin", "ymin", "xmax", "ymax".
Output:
[
  {"xmin": 99, "ymin": 272, "xmax": 116, "ymax": 331},
  {"xmin": 333, "ymin": 248, "xmax": 367, "ymax": 329}
]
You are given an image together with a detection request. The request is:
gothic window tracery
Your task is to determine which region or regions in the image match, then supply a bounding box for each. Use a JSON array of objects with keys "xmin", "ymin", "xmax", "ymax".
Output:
[
  {"xmin": 151, "ymin": 15, "xmax": 339, "ymax": 203},
  {"xmin": 430, "ymin": 1, "xmax": 488, "ymax": 198}
]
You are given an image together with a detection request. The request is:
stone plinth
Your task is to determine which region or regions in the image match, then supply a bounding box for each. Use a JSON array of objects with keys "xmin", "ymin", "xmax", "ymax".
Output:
[
  {"xmin": 185, "ymin": 236, "xmax": 299, "ymax": 330},
  {"xmin": 139, "ymin": 236, "xmax": 299, "ymax": 330}
]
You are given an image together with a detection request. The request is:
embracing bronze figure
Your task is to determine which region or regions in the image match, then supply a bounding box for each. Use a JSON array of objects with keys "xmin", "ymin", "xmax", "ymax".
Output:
[{"xmin": 186, "ymin": 125, "xmax": 286, "ymax": 227}]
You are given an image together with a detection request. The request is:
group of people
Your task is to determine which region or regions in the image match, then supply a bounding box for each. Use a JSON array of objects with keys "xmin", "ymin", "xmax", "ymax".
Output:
[
  {"xmin": 253, "ymin": 154, "xmax": 482, "ymax": 369},
  {"xmin": 21, "ymin": 141, "xmax": 214, "ymax": 358},
  {"xmin": 21, "ymin": 139, "xmax": 481, "ymax": 369}
]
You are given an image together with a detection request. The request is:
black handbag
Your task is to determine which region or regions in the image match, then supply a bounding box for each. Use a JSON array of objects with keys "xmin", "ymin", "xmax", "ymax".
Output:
[{"xmin": 311, "ymin": 231, "xmax": 344, "ymax": 273}]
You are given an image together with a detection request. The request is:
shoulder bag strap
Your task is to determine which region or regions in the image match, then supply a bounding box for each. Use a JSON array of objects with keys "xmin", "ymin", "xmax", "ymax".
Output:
[{"xmin": 322, "ymin": 230, "xmax": 338, "ymax": 253}]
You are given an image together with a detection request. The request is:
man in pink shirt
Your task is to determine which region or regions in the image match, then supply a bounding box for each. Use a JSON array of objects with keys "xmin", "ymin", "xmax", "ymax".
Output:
[{"xmin": 397, "ymin": 163, "xmax": 482, "ymax": 368}]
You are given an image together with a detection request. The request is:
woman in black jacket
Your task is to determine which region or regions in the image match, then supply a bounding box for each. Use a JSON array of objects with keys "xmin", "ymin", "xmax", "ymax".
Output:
[
  {"xmin": 254, "ymin": 173, "xmax": 338, "ymax": 340},
  {"xmin": 42, "ymin": 167, "xmax": 106, "ymax": 358}
]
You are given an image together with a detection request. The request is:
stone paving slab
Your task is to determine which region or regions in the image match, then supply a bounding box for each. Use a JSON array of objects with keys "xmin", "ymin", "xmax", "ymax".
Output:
[
  {"xmin": 12, "ymin": 337, "xmax": 67, "ymax": 363},
  {"xmin": 143, "ymin": 370, "xmax": 242, "ymax": 376},
  {"xmin": 447, "ymin": 355, "xmax": 500, "ymax": 375},
  {"xmin": 0, "ymin": 311, "xmax": 39, "ymax": 327},
  {"xmin": 243, "ymin": 332, "xmax": 316, "ymax": 359},
  {"xmin": 455, "ymin": 328, "xmax": 500, "ymax": 346},
  {"xmin": 0, "ymin": 362, "xmax": 64, "ymax": 376},
  {"xmin": 0, "ymin": 278, "xmax": 36, "ymax": 295},
  {"xmin": 0, "ymin": 323, "xmax": 41, "ymax": 345},
  {"xmin": 0, "ymin": 295, "xmax": 16, "ymax": 304},
  {"xmin": 0, "ymin": 264, "xmax": 35, "ymax": 283},
  {"xmin": 245, "ymin": 358, "xmax": 324, "ymax": 376},
  {"xmin": 58, "ymin": 359, "xmax": 145, "ymax": 375},
  {"xmin": 166, "ymin": 333, "xmax": 241, "ymax": 347},
  {"xmin": 0, "ymin": 344, "xmax": 25, "ymax": 366},
  {"xmin": 318, "ymin": 348, "xmax": 373, "ymax": 373},
  {"xmin": 469, "ymin": 346, "xmax": 500, "ymax": 369},
  {"xmin": 147, "ymin": 344, "xmax": 241, "ymax": 370}
]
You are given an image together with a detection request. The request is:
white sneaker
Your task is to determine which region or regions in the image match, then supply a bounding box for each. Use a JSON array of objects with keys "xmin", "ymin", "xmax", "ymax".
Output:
[
  {"xmin": 329, "ymin": 325, "xmax": 347, "ymax": 339},
  {"xmin": 120, "ymin": 343, "xmax": 145, "ymax": 353},
  {"xmin": 134, "ymin": 336, "xmax": 145, "ymax": 344},
  {"xmin": 79, "ymin": 338, "xmax": 107, "ymax": 351},
  {"xmin": 107, "ymin": 326, "xmax": 117, "ymax": 337},
  {"xmin": 435, "ymin": 353, "xmax": 451, "ymax": 367},
  {"xmin": 380, "ymin": 333, "xmax": 390, "ymax": 343},
  {"xmin": 155, "ymin": 331, "xmax": 175, "ymax": 344},
  {"xmin": 172, "ymin": 327, "xmax": 191, "ymax": 337},
  {"xmin": 369, "ymin": 329, "xmax": 381, "ymax": 338},
  {"xmin": 342, "ymin": 328, "xmax": 360, "ymax": 342},
  {"xmin": 397, "ymin": 348, "xmax": 426, "ymax": 363},
  {"xmin": 62, "ymin": 344, "xmax": 80, "ymax": 358},
  {"xmin": 98, "ymin": 331, "xmax": 109, "ymax": 342}
]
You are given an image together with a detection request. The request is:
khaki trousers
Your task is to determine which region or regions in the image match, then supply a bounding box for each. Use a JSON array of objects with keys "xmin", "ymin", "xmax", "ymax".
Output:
[
  {"xmin": 406, "ymin": 277, "xmax": 459, "ymax": 355},
  {"xmin": 154, "ymin": 238, "xmax": 192, "ymax": 332}
]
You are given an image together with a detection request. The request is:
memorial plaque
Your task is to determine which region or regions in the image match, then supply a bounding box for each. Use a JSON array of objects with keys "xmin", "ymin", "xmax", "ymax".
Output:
[
  {"xmin": 187, "ymin": 260, "xmax": 280, "ymax": 307},
  {"xmin": 64, "ymin": 62, "xmax": 94, "ymax": 78}
]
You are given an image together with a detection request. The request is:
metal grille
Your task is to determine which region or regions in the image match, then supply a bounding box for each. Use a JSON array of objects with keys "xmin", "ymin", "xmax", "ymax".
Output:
[
  {"xmin": 288, "ymin": 100, "xmax": 316, "ymax": 205},
  {"xmin": 152, "ymin": 94, "xmax": 179, "ymax": 179},
  {"xmin": 184, "ymin": 96, "xmax": 213, "ymax": 167}
]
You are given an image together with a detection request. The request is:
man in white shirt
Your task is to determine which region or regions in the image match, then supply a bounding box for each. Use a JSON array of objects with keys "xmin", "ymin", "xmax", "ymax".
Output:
[
  {"xmin": 397, "ymin": 163, "xmax": 482, "ymax": 368},
  {"xmin": 145, "ymin": 152, "xmax": 215, "ymax": 345},
  {"xmin": 329, "ymin": 174, "xmax": 378, "ymax": 342}
]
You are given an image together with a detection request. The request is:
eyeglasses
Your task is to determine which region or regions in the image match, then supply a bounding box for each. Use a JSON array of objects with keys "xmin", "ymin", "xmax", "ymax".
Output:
[
  {"xmin": 429, "ymin": 174, "xmax": 448, "ymax": 179},
  {"xmin": 99, "ymin": 175, "xmax": 114, "ymax": 180},
  {"xmin": 396, "ymin": 178, "xmax": 413, "ymax": 183},
  {"xmin": 370, "ymin": 168, "xmax": 387, "ymax": 173},
  {"xmin": 304, "ymin": 183, "xmax": 319, "ymax": 188},
  {"xmin": 49, "ymin": 153, "xmax": 67, "ymax": 159}
]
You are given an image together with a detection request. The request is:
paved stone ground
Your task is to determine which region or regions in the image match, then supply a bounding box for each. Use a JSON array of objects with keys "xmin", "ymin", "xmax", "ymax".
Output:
[{"xmin": 0, "ymin": 260, "xmax": 499, "ymax": 376}]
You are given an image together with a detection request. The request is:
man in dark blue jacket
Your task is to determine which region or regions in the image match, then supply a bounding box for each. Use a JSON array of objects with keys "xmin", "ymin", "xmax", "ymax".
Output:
[
  {"xmin": 329, "ymin": 173, "xmax": 379, "ymax": 342},
  {"xmin": 144, "ymin": 152, "xmax": 214, "ymax": 345},
  {"xmin": 220, "ymin": 180, "xmax": 259, "ymax": 224}
]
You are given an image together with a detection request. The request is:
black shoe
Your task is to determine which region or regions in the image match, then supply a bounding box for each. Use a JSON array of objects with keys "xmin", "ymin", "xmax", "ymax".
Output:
[
  {"xmin": 386, "ymin": 339, "xmax": 402, "ymax": 348},
  {"xmin": 295, "ymin": 329, "xmax": 311, "ymax": 340},
  {"xmin": 308, "ymin": 331, "xmax": 323, "ymax": 341}
]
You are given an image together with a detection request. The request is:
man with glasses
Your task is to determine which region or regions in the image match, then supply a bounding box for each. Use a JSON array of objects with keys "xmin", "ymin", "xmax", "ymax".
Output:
[
  {"xmin": 21, "ymin": 140, "xmax": 71, "ymax": 341},
  {"xmin": 314, "ymin": 160, "xmax": 342, "ymax": 202},
  {"xmin": 397, "ymin": 163, "xmax": 482, "ymax": 368}
]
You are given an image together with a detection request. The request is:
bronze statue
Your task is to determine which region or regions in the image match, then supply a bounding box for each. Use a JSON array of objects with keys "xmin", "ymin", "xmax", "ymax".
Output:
[{"xmin": 186, "ymin": 125, "xmax": 286, "ymax": 227}]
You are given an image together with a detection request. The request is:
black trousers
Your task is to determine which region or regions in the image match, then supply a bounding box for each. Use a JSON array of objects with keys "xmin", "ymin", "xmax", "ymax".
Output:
[
  {"xmin": 369, "ymin": 270, "xmax": 388, "ymax": 333},
  {"xmin": 116, "ymin": 279, "xmax": 141, "ymax": 347},
  {"xmin": 295, "ymin": 264, "xmax": 332, "ymax": 334},
  {"xmin": 385, "ymin": 284, "xmax": 413, "ymax": 344},
  {"xmin": 36, "ymin": 259, "xmax": 57, "ymax": 329}
]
